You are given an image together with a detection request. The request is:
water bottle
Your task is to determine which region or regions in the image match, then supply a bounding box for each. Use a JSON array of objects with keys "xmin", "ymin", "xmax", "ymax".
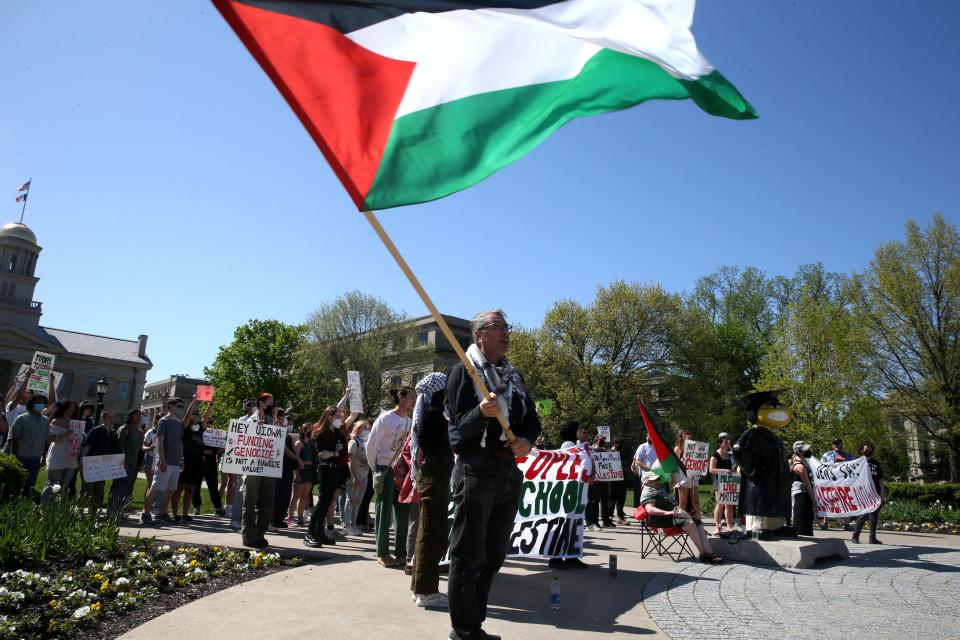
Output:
[{"xmin": 549, "ymin": 577, "xmax": 561, "ymax": 610}]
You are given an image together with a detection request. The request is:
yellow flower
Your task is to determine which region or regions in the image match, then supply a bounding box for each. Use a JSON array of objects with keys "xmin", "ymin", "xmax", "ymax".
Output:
[
  {"xmin": 178, "ymin": 548, "xmax": 185, "ymax": 552},
  {"xmin": 189, "ymin": 559, "xmax": 199, "ymax": 567},
  {"xmin": 48, "ymin": 599, "xmax": 57, "ymax": 607},
  {"xmin": 189, "ymin": 547, "xmax": 197, "ymax": 554},
  {"xmin": 90, "ymin": 602, "xmax": 102, "ymax": 613},
  {"xmin": 100, "ymin": 581, "xmax": 110, "ymax": 591},
  {"xmin": 254, "ymin": 556, "xmax": 263, "ymax": 567},
  {"xmin": 212, "ymin": 546, "xmax": 221, "ymax": 553},
  {"xmin": 93, "ymin": 573, "xmax": 103, "ymax": 581}
]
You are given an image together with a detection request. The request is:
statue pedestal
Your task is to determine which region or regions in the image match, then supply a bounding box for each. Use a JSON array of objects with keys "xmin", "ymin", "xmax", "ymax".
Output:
[{"xmin": 711, "ymin": 536, "xmax": 849, "ymax": 569}]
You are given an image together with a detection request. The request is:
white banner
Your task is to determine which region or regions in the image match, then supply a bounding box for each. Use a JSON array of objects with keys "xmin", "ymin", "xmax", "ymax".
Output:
[
  {"xmin": 202, "ymin": 428, "xmax": 228, "ymax": 449},
  {"xmin": 221, "ymin": 419, "xmax": 285, "ymax": 478},
  {"xmin": 81, "ymin": 453, "xmax": 127, "ymax": 482},
  {"xmin": 592, "ymin": 450, "xmax": 623, "ymax": 482},
  {"xmin": 808, "ymin": 456, "xmax": 881, "ymax": 517},
  {"xmin": 716, "ymin": 471, "xmax": 741, "ymax": 506},
  {"xmin": 347, "ymin": 371, "xmax": 363, "ymax": 414},
  {"xmin": 682, "ymin": 439, "xmax": 709, "ymax": 477},
  {"xmin": 507, "ymin": 446, "xmax": 591, "ymax": 559}
]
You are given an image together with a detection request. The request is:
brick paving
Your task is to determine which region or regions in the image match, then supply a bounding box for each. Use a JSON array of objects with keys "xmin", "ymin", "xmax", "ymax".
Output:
[{"xmin": 643, "ymin": 542, "xmax": 960, "ymax": 639}]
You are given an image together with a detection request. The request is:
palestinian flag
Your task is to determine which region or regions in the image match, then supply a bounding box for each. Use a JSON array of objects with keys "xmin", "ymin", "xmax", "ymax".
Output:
[
  {"xmin": 636, "ymin": 395, "xmax": 687, "ymax": 486},
  {"xmin": 213, "ymin": 0, "xmax": 756, "ymax": 211}
]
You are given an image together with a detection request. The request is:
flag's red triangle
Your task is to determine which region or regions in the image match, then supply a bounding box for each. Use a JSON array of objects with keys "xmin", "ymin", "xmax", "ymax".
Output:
[
  {"xmin": 214, "ymin": 0, "xmax": 416, "ymax": 209},
  {"xmin": 636, "ymin": 395, "xmax": 687, "ymax": 476}
]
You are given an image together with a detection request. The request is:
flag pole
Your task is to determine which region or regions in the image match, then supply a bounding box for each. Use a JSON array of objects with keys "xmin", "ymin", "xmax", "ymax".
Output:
[
  {"xmin": 362, "ymin": 210, "xmax": 517, "ymax": 444},
  {"xmin": 18, "ymin": 178, "xmax": 31, "ymax": 224}
]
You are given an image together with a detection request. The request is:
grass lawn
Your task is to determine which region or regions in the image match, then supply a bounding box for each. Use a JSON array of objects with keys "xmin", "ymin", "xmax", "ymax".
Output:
[{"xmin": 32, "ymin": 468, "xmax": 220, "ymax": 513}]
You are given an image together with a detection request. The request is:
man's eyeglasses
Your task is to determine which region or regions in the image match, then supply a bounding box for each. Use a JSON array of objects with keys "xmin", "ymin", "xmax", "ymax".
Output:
[{"xmin": 480, "ymin": 322, "xmax": 512, "ymax": 333}]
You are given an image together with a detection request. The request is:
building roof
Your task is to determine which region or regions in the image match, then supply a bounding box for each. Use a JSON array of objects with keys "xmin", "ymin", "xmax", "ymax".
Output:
[
  {"xmin": 0, "ymin": 222, "xmax": 38, "ymax": 245},
  {"xmin": 38, "ymin": 326, "xmax": 152, "ymax": 366}
]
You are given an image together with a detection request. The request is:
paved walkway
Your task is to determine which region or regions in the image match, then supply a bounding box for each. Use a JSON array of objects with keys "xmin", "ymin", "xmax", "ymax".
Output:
[{"xmin": 118, "ymin": 514, "xmax": 959, "ymax": 640}]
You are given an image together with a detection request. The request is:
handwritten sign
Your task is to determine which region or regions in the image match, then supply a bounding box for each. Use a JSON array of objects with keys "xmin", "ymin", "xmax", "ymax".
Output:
[
  {"xmin": 15, "ymin": 364, "xmax": 64, "ymax": 396},
  {"xmin": 68, "ymin": 419, "xmax": 86, "ymax": 459},
  {"xmin": 592, "ymin": 451, "xmax": 624, "ymax": 482},
  {"xmin": 716, "ymin": 471, "xmax": 741, "ymax": 505},
  {"xmin": 202, "ymin": 428, "xmax": 227, "ymax": 449},
  {"xmin": 596, "ymin": 425, "xmax": 611, "ymax": 442},
  {"xmin": 196, "ymin": 385, "xmax": 215, "ymax": 402},
  {"xmin": 808, "ymin": 456, "xmax": 881, "ymax": 517},
  {"xmin": 81, "ymin": 453, "xmax": 127, "ymax": 482},
  {"xmin": 682, "ymin": 439, "xmax": 710, "ymax": 477},
  {"xmin": 27, "ymin": 351, "xmax": 55, "ymax": 394},
  {"xmin": 347, "ymin": 371, "xmax": 363, "ymax": 414},
  {"xmin": 220, "ymin": 419, "xmax": 285, "ymax": 478}
]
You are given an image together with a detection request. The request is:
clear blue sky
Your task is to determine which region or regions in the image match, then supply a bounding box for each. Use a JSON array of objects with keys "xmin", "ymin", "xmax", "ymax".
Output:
[{"xmin": 2, "ymin": 1, "xmax": 958, "ymax": 385}]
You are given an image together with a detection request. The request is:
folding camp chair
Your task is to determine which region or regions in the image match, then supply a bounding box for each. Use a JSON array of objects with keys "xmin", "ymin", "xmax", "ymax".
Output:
[{"xmin": 633, "ymin": 505, "xmax": 695, "ymax": 562}]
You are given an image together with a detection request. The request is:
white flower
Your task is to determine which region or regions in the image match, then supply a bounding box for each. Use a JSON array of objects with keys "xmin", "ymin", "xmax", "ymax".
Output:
[
  {"xmin": 102, "ymin": 562, "xmax": 114, "ymax": 571},
  {"xmin": 51, "ymin": 483, "xmax": 62, "ymax": 495},
  {"xmin": 115, "ymin": 577, "xmax": 130, "ymax": 586},
  {"xmin": 158, "ymin": 545, "xmax": 170, "ymax": 552},
  {"xmin": 85, "ymin": 560, "xmax": 94, "ymax": 567},
  {"xmin": 130, "ymin": 551, "xmax": 140, "ymax": 558},
  {"xmin": 73, "ymin": 606, "xmax": 91, "ymax": 618}
]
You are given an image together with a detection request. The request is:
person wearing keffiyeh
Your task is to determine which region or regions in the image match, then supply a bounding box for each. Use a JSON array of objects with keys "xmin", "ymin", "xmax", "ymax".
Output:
[{"xmin": 446, "ymin": 309, "xmax": 541, "ymax": 640}]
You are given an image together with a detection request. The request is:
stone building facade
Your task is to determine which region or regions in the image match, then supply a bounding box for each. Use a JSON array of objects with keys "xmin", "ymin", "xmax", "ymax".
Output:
[
  {"xmin": 382, "ymin": 314, "xmax": 473, "ymax": 388},
  {"xmin": 0, "ymin": 222, "xmax": 152, "ymax": 417},
  {"xmin": 140, "ymin": 374, "xmax": 210, "ymax": 426}
]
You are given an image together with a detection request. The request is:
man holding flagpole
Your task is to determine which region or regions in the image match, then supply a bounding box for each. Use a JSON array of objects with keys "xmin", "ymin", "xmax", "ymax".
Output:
[{"xmin": 446, "ymin": 309, "xmax": 540, "ymax": 640}]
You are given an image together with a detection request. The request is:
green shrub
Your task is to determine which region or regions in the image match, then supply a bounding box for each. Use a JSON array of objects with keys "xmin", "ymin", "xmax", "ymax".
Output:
[
  {"xmin": 0, "ymin": 454, "xmax": 27, "ymax": 503},
  {"xmin": 885, "ymin": 482, "xmax": 960, "ymax": 505}
]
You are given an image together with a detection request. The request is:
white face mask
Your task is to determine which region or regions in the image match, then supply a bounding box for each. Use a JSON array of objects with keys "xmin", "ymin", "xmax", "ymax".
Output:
[
  {"xmin": 191, "ymin": 424, "xmax": 200, "ymax": 432},
  {"xmin": 332, "ymin": 418, "xmax": 342, "ymax": 429}
]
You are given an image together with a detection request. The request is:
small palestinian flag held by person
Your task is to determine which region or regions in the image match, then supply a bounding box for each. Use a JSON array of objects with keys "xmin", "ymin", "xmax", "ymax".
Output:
[
  {"xmin": 636, "ymin": 395, "xmax": 688, "ymax": 487},
  {"xmin": 213, "ymin": 0, "xmax": 756, "ymax": 211}
]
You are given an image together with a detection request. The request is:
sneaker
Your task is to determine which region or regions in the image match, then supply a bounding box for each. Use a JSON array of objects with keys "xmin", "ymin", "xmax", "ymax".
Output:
[
  {"xmin": 225, "ymin": 505, "xmax": 233, "ymax": 518},
  {"xmin": 139, "ymin": 513, "xmax": 154, "ymax": 526},
  {"xmin": 378, "ymin": 555, "xmax": 398, "ymax": 568},
  {"xmin": 273, "ymin": 519, "xmax": 288, "ymax": 529},
  {"xmin": 303, "ymin": 535, "xmax": 323, "ymax": 548},
  {"xmin": 172, "ymin": 515, "xmax": 183, "ymax": 523},
  {"xmin": 700, "ymin": 553, "xmax": 723, "ymax": 564},
  {"xmin": 182, "ymin": 514, "xmax": 193, "ymax": 522},
  {"xmin": 851, "ymin": 537, "xmax": 861, "ymax": 544},
  {"xmin": 869, "ymin": 539, "xmax": 883, "ymax": 545},
  {"xmin": 246, "ymin": 538, "xmax": 269, "ymax": 549},
  {"xmin": 193, "ymin": 507, "xmax": 201, "ymax": 516},
  {"xmin": 156, "ymin": 513, "xmax": 173, "ymax": 522},
  {"xmin": 296, "ymin": 516, "xmax": 305, "ymax": 527},
  {"xmin": 215, "ymin": 508, "xmax": 227, "ymax": 517},
  {"xmin": 415, "ymin": 593, "xmax": 449, "ymax": 609},
  {"xmin": 404, "ymin": 563, "xmax": 413, "ymax": 576},
  {"xmin": 344, "ymin": 525, "xmax": 363, "ymax": 536},
  {"xmin": 228, "ymin": 520, "xmax": 241, "ymax": 531}
]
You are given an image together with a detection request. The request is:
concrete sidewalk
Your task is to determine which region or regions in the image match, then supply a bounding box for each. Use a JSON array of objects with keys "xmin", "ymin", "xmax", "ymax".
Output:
[{"xmin": 119, "ymin": 515, "xmax": 670, "ymax": 640}]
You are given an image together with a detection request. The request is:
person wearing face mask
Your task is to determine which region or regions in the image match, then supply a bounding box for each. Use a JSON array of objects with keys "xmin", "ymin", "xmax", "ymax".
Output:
[
  {"xmin": 272, "ymin": 409, "xmax": 301, "ymax": 528},
  {"xmin": 10, "ymin": 393, "xmax": 51, "ymax": 498},
  {"xmin": 342, "ymin": 420, "xmax": 371, "ymax": 536},
  {"xmin": 171, "ymin": 397, "xmax": 207, "ymax": 522},
  {"xmin": 327, "ymin": 391, "xmax": 359, "ymax": 537},
  {"xmin": 241, "ymin": 392, "xmax": 278, "ymax": 548},
  {"xmin": 79, "ymin": 408, "xmax": 122, "ymax": 515},
  {"xmin": 851, "ymin": 442, "xmax": 885, "ymax": 545},
  {"xmin": 789, "ymin": 441, "xmax": 816, "ymax": 536},
  {"xmin": 289, "ymin": 422, "xmax": 317, "ymax": 526},
  {"xmin": 304, "ymin": 404, "xmax": 348, "ymax": 547}
]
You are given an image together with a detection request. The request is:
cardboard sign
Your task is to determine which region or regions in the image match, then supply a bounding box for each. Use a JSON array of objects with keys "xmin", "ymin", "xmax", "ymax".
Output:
[
  {"xmin": 67, "ymin": 419, "xmax": 86, "ymax": 459},
  {"xmin": 202, "ymin": 428, "xmax": 227, "ymax": 449},
  {"xmin": 682, "ymin": 439, "xmax": 710, "ymax": 477},
  {"xmin": 535, "ymin": 399, "xmax": 554, "ymax": 417},
  {"xmin": 196, "ymin": 385, "xmax": 215, "ymax": 402},
  {"xmin": 592, "ymin": 451, "xmax": 624, "ymax": 482},
  {"xmin": 220, "ymin": 419, "xmax": 285, "ymax": 478},
  {"xmin": 716, "ymin": 472, "xmax": 741, "ymax": 505},
  {"xmin": 27, "ymin": 352, "xmax": 55, "ymax": 394},
  {"xmin": 596, "ymin": 425, "xmax": 611, "ymax": 442},
  {"xmin": 808, "ymin": 456, "xmax": 882, "ymax": 517},
  {"xmin": 81, "ymin": 453, "xmax": 127, "ymax": 482},
  {"xmin": 347, "ymin": 371, "xmax": 363, "ymax": 414},
  {"xmin": 15, "ymin": 364, "xmax": 64, "ymax": 396}
]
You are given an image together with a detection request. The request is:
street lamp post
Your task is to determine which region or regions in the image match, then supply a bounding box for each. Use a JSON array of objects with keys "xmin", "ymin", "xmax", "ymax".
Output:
[{"xmin": 94, "ymin": 378, "xmax": 109, "ymax": 424}]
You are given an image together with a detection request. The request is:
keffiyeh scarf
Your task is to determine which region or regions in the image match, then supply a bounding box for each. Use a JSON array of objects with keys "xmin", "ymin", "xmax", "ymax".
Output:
[{"xmin": 466, "ymin": 344, "xmax": 527, "ymax": 443}]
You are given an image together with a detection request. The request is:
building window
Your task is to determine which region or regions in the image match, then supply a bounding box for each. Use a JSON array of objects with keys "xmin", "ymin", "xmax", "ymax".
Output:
[
  {"xmin": 86, "ymin": 377, "xmax": 101, "ymax": 399},
  {"xmin": 117, "ymin": 381, "xmax": 130, "ymax": 405},
  {"xmin": 418, "ymin": 331, "xmax": 429, "ymax": 347},
  {"xmin": 7, "ymin": 253, "xmax": 17, "ymax": 272}
]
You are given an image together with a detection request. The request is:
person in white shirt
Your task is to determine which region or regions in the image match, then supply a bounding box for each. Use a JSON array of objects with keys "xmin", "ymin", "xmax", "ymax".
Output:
[{"xmin": 632, "ymin": 434, "xmax": 657, "ymax": 507}]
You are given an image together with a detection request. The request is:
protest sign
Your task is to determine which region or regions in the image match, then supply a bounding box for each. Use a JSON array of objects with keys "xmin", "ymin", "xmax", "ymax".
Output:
[
  {"xmin": 220, "ymin": 419, "xmax": 285, "ymax": 478},
  {"xmin": 596, "ymin": 425, "xmax": 611, "ymax": 441},
  {"xmin": 534, "ymin": 399, "xmax": 553, "ymax": 416},
  {"xmin": 81, "ymin": 453, "xmax": 127, "ymax": 483},
  {"xmin": 196, "ymin": 385, "xmax": 215, "ymax": 402},
  {"xmin": 508, "ymin": 446, "xmax": 590, "ymax": 559},
  {"xmin": 347, "ymin": 371, "xmax": 363, "ymax": 414},
  {"xmin": 202, "ymin": 428, "xmax": 228, "ymax": 449},
  {"xmin": 592, "ymin": 451, "xmax": 623, "ymax": 482},
  {"xmin": 716, "ymin": 471, "xmax": 741, "ymax": 505},
  {"xmin": 15, "ymin": 364, "xmax": 64, "ymax": 396},
  {"xmin": 808, "ymin": 456, "xmax": 881, "ymax": 518},
  {"xmin": 682, "ymin": 439, "xmax": 710, "ymax": 477},
  {"xmin": 27, "ymin": 352, "xmax": 55, "ymax": 394},
  {"xmin": 67, "ymin": 419, "xmax": 86, "ymax": 459}
]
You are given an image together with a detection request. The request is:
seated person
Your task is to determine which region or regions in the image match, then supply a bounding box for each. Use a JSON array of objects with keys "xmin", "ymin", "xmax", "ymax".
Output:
[{"xmin": 639, "ymin": 471, "xmax": 722, "ymax": 564}]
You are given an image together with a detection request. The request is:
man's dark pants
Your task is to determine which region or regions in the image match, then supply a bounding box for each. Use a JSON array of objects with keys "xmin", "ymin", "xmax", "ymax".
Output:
[
  {"xmin": 608, "ymin": 478, "xmax": 627, "ymax": 519},
  {"xmin": 412, "ymin": 459, "xmax": 452, "ymax": 595},
  {"xmin": 448, "ymin": 451, "xmax": 522, "ymax": 636},
  {"xmin": 273, "ymin": 463, "xmax": 294, "ymax": 524},
  {"xmin": 16, "ymin": 456, "xmax": 41, "ymax": 499},
  {"xmin": 853, "ymin": 505, "xmax": 882, "ymax": 541},
  {"xmin": 193, "ymin": 453, "xmax": 223, "ymax": 511}
]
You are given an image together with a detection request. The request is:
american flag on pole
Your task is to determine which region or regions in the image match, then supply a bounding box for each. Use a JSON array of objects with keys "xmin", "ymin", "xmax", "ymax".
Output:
[{"xmin": 16, "ymin": 180, "xmax": 30, "ymax": 192}]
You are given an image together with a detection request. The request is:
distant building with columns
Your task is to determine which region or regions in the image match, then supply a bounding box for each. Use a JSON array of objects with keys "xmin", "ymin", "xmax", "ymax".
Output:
[{"xmin": 0, "ymin": 222, "xmax": 152, "ymax": 417}]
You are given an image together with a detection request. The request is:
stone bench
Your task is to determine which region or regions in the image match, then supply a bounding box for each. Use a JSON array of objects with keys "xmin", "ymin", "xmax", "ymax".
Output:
[{"xmin": 710, "ymin": 536, "xmax": 849, "ymax": 568}]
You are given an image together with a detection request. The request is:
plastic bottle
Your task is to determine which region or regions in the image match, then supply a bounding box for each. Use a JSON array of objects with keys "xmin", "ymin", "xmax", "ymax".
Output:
[{"xmin": 549, "ymin": 577, "xmax": 561, "ymax": 610}]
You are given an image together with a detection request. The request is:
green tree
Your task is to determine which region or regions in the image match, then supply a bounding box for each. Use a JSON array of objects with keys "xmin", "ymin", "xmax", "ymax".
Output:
[
  {"xmin": 204, "ymin": 319, "xmax": 305, "ymax": 428},
  {"xmin": 293, "ymin": 290, "xmax": 427, "ymax": 420},
  {"xmin": 850, "ymin": 213, "xmax": 960, "ymax": 481}
]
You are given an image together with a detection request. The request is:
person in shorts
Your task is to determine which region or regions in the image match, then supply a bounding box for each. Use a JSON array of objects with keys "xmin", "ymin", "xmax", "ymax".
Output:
[
  {"xmin": 639, "ymin": 471, "xmax": 722, "ymax": 564},
  {"xmin": 139, "ymin": 398, "xmax": 187, "ymax": 525}
]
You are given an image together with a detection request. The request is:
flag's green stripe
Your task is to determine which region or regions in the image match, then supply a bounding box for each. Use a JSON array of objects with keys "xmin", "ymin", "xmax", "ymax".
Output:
[{"xmin": 363, "ymin": 48, "xmax": 755, "ymax": 210}]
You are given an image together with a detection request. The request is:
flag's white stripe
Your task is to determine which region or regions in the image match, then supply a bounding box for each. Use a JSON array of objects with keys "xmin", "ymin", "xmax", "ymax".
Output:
[{"xmin": 347, "ymin": 0, "xmax": 714, "ymax": 118}]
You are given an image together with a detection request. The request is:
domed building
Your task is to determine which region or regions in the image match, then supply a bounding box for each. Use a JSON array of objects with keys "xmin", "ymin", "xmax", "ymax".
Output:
[{"xmin": 0, "ymin": 222, "xmax": 152, "ymax": 415}]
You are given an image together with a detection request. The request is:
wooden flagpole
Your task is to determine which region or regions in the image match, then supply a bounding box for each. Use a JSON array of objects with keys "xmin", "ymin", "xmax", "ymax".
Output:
[{"xmin": 362, "ymin": 210, "xmax": 516, "ymax": 443}]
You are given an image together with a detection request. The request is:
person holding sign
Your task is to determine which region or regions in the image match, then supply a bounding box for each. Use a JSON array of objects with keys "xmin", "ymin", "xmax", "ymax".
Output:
[
  {"xmin": 305, "ymin": 404, "xmax": 354, "ymax": 548},
  {"xmin": 40, "ymin": 400, "xmax": 80, "ymax": 504},
  {"xmin": 709, "ymin": 433, "xmax": 735, "ymax": 537},
  {"xmin": 241, "ymin": 392, "xmax": 280, "ymax": 548},
  {"xmin": 9, "ymin": 393, "xmax": 50, "ymax": 498},
  {"xmin": 79, "ymin": 409, "xmax": 122, "ymax": 515},
  {"xmin": 171, "ymin": 397, "xmax": 206, "ymax": 522},
  {"xmin": 446, "ymin": 309, "xmax": 540, "ymax": 640},
  {"xmin": 851, "ymin": 442, "xmax": 885, "ymax": 545},
  {"xmin": 789, "ymin": 441, "xmax": 816, "ymax": 536},
  {"xmin": 673, "ymin": 430, "xmax": 701, "ymax": 519}
]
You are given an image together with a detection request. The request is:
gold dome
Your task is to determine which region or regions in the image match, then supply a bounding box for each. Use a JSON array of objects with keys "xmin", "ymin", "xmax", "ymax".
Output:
[{"xmin": 0, "ymin": 223, "xmax": 38, "ymax": 245}]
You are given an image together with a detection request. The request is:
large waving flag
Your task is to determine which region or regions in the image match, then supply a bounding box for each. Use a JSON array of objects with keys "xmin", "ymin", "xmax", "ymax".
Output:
[
  {"xmin": 213, "ymin": 0, "xmax": 756, "ymax": 211},
  {"xmin": 637, "ymin": 395, "xmax": 688, "ymax": 487}
]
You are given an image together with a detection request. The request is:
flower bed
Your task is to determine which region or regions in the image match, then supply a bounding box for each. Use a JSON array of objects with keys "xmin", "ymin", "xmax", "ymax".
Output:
[{"xmin": 0, "ymin": 539, "xmax": 300, "ymax": 640}]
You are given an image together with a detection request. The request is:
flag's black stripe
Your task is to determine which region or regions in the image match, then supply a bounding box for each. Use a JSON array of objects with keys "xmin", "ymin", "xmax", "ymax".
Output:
[{"xmin": 233, "ymin": 0, "xmax": 566, "ymax": 35}]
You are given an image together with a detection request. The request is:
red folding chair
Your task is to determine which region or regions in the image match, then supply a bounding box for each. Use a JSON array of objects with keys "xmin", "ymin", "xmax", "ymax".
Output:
[{"xmin": 633, "ymin": 505, "xmax": 695, "ymax": 561}]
